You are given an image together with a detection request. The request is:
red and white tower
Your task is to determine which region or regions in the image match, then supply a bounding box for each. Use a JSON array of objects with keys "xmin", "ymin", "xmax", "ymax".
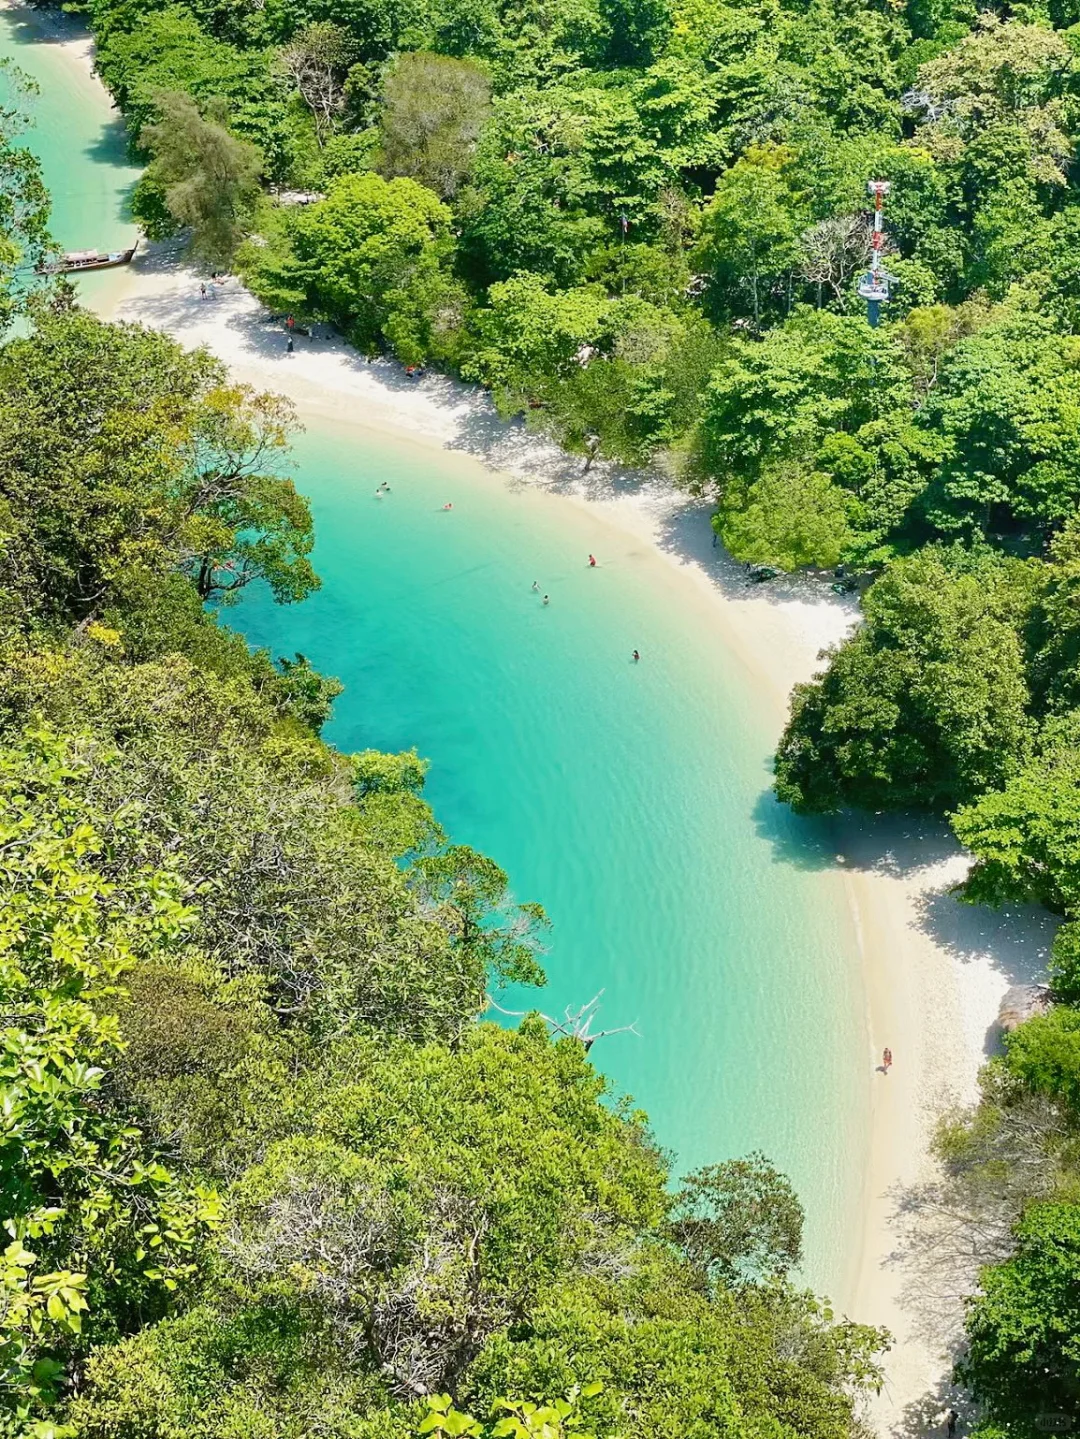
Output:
[{"xmin": 857, "ymin": 179, "xmax": 891, "ymax": 326}]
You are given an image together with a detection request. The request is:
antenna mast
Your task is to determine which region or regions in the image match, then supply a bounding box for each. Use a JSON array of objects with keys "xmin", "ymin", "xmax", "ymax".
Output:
[{"xmin": 857, "ymin": 179, "xmax": 891, "ymax": 327}]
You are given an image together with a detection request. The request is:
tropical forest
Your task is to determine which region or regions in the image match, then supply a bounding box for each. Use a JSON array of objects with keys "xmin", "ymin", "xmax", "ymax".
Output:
[{"xmin": 0, "ymin": 0, "xmax": 1079, "ymax": 1430}]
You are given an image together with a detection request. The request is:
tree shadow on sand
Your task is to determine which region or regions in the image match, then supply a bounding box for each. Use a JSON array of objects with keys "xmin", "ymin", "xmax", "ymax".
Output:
[
  {"xmin": 754, "ymin": 800, "xmax": 1056, "ymax": 993},
  {"xmin": 872, "ymin": 1370, "xmax": 972, "ymax": 1439}
]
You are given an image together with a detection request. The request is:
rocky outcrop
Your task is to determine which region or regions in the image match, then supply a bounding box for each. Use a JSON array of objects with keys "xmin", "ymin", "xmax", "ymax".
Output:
[{"xmin": 997, "ymin": 984, "xmax": 1053, "ymax": 1033}]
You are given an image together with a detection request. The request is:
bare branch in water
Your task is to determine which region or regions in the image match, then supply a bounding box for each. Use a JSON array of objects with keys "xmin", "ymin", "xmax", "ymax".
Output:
[{"xmin": 487, "ymin": 989, "xmax": 639, "ymax": 1051}]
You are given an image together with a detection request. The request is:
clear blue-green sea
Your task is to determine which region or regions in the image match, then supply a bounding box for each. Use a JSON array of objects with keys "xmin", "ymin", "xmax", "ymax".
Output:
[{"xmin": 0, "ymin": 5, "xmax": 870, "ymax": 1298}]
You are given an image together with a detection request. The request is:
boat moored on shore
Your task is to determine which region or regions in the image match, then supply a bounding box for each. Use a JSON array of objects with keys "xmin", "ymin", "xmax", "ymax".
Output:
[{"xmin": 36, "ymin": 242, "xmax": 137, "ymax": 275}]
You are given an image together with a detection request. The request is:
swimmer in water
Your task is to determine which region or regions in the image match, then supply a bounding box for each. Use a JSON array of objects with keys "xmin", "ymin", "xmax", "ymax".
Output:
[
  {"xmin": 632, "ymin": 649, "xmax": 640, "ymax": 662},
  {"xmin": 442, "ymin": 502, "xmax": 453, "ymax": 510},
  {"xmin": 531, "ymin": 581, "xmax": 540, "ymax": 591},
  {"xmin": 543, "ymin": 595, "xmax": 550, "ymax": 605}
]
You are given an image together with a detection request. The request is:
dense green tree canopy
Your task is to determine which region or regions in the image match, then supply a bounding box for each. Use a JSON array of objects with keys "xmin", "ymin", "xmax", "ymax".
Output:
[
  {"xmin": 377, "ymin": 51, "xmax": 491, "ymax": 199},
  {"xmin": 135, "ymin": 89, "xmax": 263, "ymax": 263},
  {"xmin": 241, "ymin": 170, "xmax": 465, "ymax": 362},
  {"xmin": 0, "ymin": 308, "xmax": 317, "ymax": 621},
  {"xmin": 0, "ymin": 62, "xmax": 49, "ymax": 328},
  {"xmin": 962, "ymin": 1200, "xmax": 1080, "ymax": 1434},
  {"xmin": 775, "ymin": 549, "xmax": 1035, "ymax": 813}
]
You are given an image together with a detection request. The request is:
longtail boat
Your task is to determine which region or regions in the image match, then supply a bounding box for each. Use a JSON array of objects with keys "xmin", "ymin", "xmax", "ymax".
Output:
[{"xmin": 36, "ymin": 243, "xmax": 137, "ymax": 275}]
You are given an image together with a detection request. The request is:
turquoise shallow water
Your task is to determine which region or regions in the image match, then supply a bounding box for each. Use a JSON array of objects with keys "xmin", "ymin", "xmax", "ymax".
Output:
[
  {"xmin": 0, "ymin": 5, "xmax": 139, "ymax": 299},
  {"xmin": 0, "ymin": 7, "xmax": 870, "ymax": 1299}
]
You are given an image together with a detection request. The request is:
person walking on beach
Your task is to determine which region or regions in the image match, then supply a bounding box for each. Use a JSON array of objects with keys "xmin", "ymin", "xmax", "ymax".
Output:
[{"xmin": 882, "ymin": 1047, "xmax": 893, "ymax": 1074}]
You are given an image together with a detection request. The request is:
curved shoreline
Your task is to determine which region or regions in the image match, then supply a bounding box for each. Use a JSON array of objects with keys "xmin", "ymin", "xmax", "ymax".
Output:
[{"xmin": 0, "ymin": 3, "xmax": 1062, "ymax": 1428}]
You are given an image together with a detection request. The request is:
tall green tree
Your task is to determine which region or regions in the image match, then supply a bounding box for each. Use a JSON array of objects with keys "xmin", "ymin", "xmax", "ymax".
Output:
[
  {"xmin": 696, "ymin": 147, "xmax": 806, "ymax": 325},
  {"xmin": 775, "ymin": 549, "xmax": 1035, "ymax": 813},
  {"xmin": 277, "ymin": 22, "xmax": 358, "ymax": 145},
  {"xmin": 135, "ymin": 89, "xmax": 263, "ymax": 265},
  {"xmin": 0, "ymin": 727, "xmax": 221, "ymax": 1432},
  {"xmin": 671, "ymin": 1153, "xmax": 805, "ymax": 1287},
  {"xmin": 377, "ymin": 51, "xmax": 491, "ymax": 200},
  {"xmin": 0, "ymin": 309, "xmax": 317, "ymax": 623},
  {"xmin": 961, "ymin": 1202, "xmax": 1080, "ymax": 1436},
  {"xmin": 0, "ymin": 61, "xmax": 50, "ymax": 330},
  {"xmin": 243, "ymin": 171, "xmax": 465, "ymax": 363}
]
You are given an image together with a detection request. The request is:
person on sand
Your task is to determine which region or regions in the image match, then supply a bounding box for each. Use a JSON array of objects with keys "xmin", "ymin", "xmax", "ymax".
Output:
[
  {"xmin": 588, "ymin": 554, "xmax": 597, "ymax": 567},
  {"xmin": 286, "ymin": 337, "xmax": 294, "ymax": 354},
  {"xmin": 286, "ymin": 314, "xmax": 295, "ymax": 331},
  {"xmin": 946, "ymin": 1410, "xmax": 958, "ymax": 1438},
  {"xmin": 882, "ymin": 1047, "xmax": 892, "ymax": 1074},
  {"xmin": 199, "ymin": 282, "xmax": 207, "ymax": 300}
]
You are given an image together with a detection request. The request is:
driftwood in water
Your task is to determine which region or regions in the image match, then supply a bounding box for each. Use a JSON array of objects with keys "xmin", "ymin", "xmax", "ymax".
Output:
[{"xmin": 488, "ymin": 989, "xmax": 638, "ymax": 1052}]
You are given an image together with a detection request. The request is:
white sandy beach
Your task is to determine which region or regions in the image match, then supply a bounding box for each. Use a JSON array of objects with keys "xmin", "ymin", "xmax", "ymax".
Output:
[{"xmin": 1, "ymin": 3, "xmax": 1062, "ymax": 1428}]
